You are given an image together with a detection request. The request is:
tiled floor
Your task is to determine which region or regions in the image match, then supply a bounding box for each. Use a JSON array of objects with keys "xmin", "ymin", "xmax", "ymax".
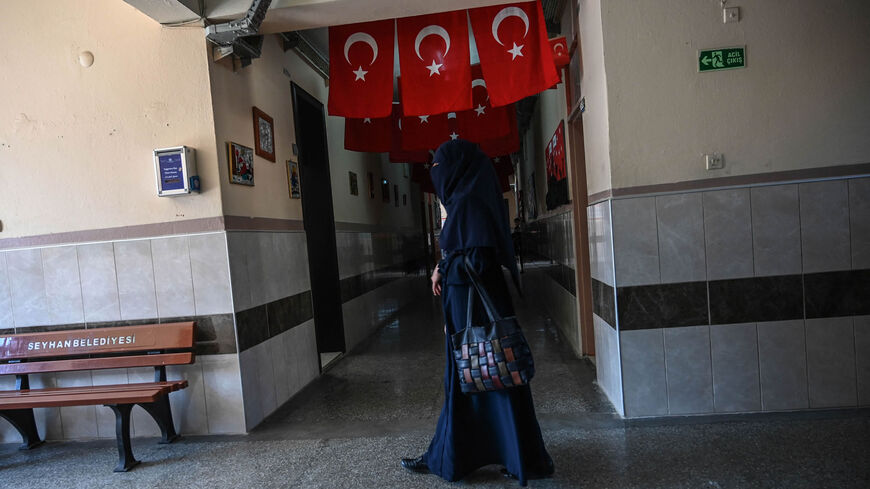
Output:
[{"xmin": 1, "ymin": 278, "xmax": 868, "ymax": 488}]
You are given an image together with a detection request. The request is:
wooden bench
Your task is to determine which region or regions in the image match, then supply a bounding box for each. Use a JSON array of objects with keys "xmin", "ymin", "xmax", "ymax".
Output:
[{"xmin": 0, "ymin": 322, "xmax": 195, "ymax": 472}]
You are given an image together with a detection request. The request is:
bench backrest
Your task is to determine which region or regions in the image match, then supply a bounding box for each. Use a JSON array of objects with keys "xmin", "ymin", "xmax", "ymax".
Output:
[{"xmin": 0, "ymin": 322, "xmax": 195, "ymax": 376}]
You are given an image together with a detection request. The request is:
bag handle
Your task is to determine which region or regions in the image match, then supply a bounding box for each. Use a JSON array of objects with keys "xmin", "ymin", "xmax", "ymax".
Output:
[{"xmin": 463, "ymin": 256, "xmax": 503, "ymax": 324}]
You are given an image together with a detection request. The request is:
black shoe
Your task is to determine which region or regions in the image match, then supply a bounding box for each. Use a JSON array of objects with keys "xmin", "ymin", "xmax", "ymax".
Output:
[{"xmin": 401, "ymin": 456, "xmax": 429, "ymax": 474}]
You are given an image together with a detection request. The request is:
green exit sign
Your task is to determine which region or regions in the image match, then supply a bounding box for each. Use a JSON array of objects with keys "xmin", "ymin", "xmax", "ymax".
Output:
[{"xmin": 699, "ymin": 46, "xmax": 746, "ymax": 72}]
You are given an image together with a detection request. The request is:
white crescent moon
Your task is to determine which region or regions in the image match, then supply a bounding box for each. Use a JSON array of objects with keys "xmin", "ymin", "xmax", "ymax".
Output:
[
  {"xmin": 554, "ymin": 42, "xmax": 566, "ymax": 53},
  {"xmin": 472, "ymin": 79, "xmax": 487, "ymax": 89},
  {"xmin": 344, "ymin": 32, "xmax": 378, "ymax": 66},
  {"xmin": 415, "ymin": 25, "xmax": 451, "ymax": 61},
  {"xmin": 492, "ymin": 7, "xmax": 529, "ymax": 46}
]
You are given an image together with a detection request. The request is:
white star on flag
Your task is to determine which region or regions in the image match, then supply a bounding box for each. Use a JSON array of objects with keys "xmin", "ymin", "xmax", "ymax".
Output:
[
  {"xmin": 474, "ymin": 104, "xmax": 486, "ymax": 116},
  {"xmin": 353, "ymin": 66, "xmax": 368, "ymax": 81},
  {"xmin": 419, "ymin": 115, "xmax": 429, "ymax": 123},
  {"xmin": 363, "ymin": 118, "xmax": 372, "ymax": 123},
  {"xmin": 449, "ymin": 132, "xmax": 459, "ymax": 140},
  {"xmin": 507, "ymin": 42, "xmax": 524, "ymax": 60},
  {"xmin": 426, "ymin": 60, "xmax": 443, "ymax": 76}
]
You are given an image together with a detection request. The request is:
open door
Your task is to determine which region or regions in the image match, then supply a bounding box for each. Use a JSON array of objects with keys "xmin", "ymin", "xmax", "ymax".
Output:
[{"xmin": 291, "ymin": 82, "xmax": 346, "ymax": 368}]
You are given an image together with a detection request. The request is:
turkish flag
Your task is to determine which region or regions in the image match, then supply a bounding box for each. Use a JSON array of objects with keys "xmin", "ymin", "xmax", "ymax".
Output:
[
  {"xmin": 479, "ymin": 104, "xmax": 520, "ymax": 158},
  {"xmin": 411, "ymin": 162, "xmax": 435, "ymax": 194},
  {"xmin": 328, "ymin": 19, "xmax": 395, "ymax": 118},
  {"xmin": 345, "ymin": 115, "xmax": 391, "ymax": 152},
  {"xmin": 469, "ymin": 2, "xmax": 559, "ymax": 107},
  {"xmin": 456, "ymin": 64, "xmax": 512, "ymax": 143},
  {"xmin": 492, "ymin": 156, "xmax": 514, "ymax": 192},
  {"xmin": 401, "ymin": 112, "xmax": 451, "ymax": 151},
  {"xmin": 550, "ymin": 36, "xmax": 570, "ymax": 67},
  {"xmin": 397, "ymin": 10, "xmax": 472, "ymax": 116},
  {"xmin": 390, "ymin": 103, "xmax": 432, "ymax": 163}
]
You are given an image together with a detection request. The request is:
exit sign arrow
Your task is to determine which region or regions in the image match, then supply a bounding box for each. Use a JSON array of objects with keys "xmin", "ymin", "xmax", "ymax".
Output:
[{"xmin": 698, "ymin": 46, "xmax": 745, "ymax": 72}]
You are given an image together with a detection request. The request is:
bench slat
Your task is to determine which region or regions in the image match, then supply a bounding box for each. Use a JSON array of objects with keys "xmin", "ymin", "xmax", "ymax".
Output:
[
  {"xmin": 0, "ymin": 352, "xmax": 194, "ymax": 376},
  {"xmin": 0, "ymin": 389, "xmax": 172, "ymax": 409},
  {"xmin": 0, "ymin": 381, "xmax": 188, "ymax": 400}
]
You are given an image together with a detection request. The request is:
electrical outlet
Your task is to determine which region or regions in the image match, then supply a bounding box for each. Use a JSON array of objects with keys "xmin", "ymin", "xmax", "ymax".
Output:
[
  {"xmin": 723, "ymin": 7, "xmax": 739, "ymax": 23},
  {"xmin": 705, "ymin": 153, "xmax": 725, "ymax": 170}
]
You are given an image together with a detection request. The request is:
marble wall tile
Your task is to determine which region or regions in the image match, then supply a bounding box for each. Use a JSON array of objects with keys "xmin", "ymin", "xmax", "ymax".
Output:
[
  {"xmin": 612, "ymin": 197, "xmax": 660, "ymax": 287},
  {"xmin": 56, "ymin": 370, "xmax": 98, "ymax": 439},
  {"xmin": 226, "ymin": 232, "xmax": 252, "ymax": 312},
  {"xmin": 804, "ymin": 269, "xmax": 870, "ymax": 318},
  {"xmin": 42, "ymin": 246, "xmax": 85, "ymax": 325},
  {"xmin": 29, "ymin": 373, "xmax": 63, "ymax": 440},
  {"xmin": 200, "ymin": 353, "xmax": 246, "ymax": 434},
  {"xmin": 114, "ymin": 240, "xmax": 158, "ymax": 320},
  {"xmin": 0, "ymin": 373, "xmax": 17, "ymax": 443},
  {"xmin": 282, "ymin": 326, "xmax": 302, "ymax": 399},
  {"xmin": 855, "ymin": 316, "xmax": 870, "ymax": 406},
  {"xmin": 800, "ymin": 181, "xmax": 851, "ymax": 274},
  {"xmin": 593, "ymin": 315, "xmax": 623, "ymax": 415},
  {"xmin": 709, "ymin": 275, "xmax": 803, "ymax": 324},
  {"xmin": 703, "ymin": 188, "xmax": 754, "ymax": 280},
  {"xmin": 91, "ymin": 368, "xmax": 129, "ymax": 438},
  {"xmin": 6, "ymin": 248, "xmax": 51, "ymax": 327},
  {"xmin": 238, "ymin": 347, "xmax": 263, "ymax": 431},
  {"xmin": 757, "ymin": 320, "xmax": 809, "ymax": 411},
  {"xmin": 0, "ymin": 252, "xmax": 13, "ymax": 329},
  {"xmin": 127, "ymin": 367, "xmax": 162, "ymax": 437},
  {"xmin": 587, "ymin": 202, "xmax": 615, "ymax": 287},
  {"xmin": 151, "ymin": 237, "xmax": 195, "ymax": 318},
  {"xmin": 254, "ymin": 340, "xmax": 277, "ymax": 420},
  {"xmin": 620, "ymin": 328, "xmax": 668, "ymax": 417},
  {"xmin": 274, "ymin": 232, "xmax": 310, "ymax": 297},
  {"xmin": 617, "ymin": 281, "xmax": 708, "ymax": 330},
  {"xmin": 664, "ymin": 326, "xmax": 714, "ymax": 414},
  {"xmin": 269, "ymin": 332, "xmax": 292, "ymax": 407},
  {"xmin": 805, "ymin": 317, "xmax": 857, "ymax": 408},
  {"xmin": 77, "ymin": 243, "xmax": 121, "ymax": 323},
  {"xmin": 167, "ymin": 362, "xmax": 209, "ymax": 435},
  {"xmin": 710, "ymin": 323, "xmax": 761, "ymax": 412},
  {"xmin": 849, "ymin": 178, "xmax": 870, "ymax": 269},
  {"xmin": 189, "ymin": 233, "xmax": 232, "ymax": 316},
  {"xmin": 656, "ymin": 194, "xmax": 706, "ymax": 284},
  {"xmin": 751, "ymin": 185, "xmax": 802, "ymax": 276},
  {"xmin": 591, "ymin": 278, "xmax": 616, "ymax": 328}
]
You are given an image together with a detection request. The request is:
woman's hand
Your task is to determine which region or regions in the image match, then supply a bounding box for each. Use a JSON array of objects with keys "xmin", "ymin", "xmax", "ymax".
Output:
[{"xmin": 431, "ymin": 265, "xmax": 442, "ymax": 296}]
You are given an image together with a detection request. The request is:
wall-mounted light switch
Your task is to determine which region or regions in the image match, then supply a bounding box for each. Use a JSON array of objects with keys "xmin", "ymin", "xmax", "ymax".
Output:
[
  {"xmin": 724, "ymin": 7, "xmax": 740, "ymax": 23},
  {"xmin": 705, "ymin": 153, "xmax": 725, "ymax": 170}
]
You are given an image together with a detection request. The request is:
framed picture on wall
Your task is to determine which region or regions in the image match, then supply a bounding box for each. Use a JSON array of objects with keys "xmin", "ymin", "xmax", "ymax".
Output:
[
  {"xmin": 393, "ymin": 184, "xmax": 399, "ymax": 207},
  {"xmin": 228, "ymin": 142, "xmax": 254, "ymax": 186},
  {"xmin": 349, "ymin": 171, "xmax": 359, "ymax": 196},
  {"xmin": 287, "ymin": 160, "xmax": 301, "ymax": 198},
  {"xmin": 252, "ymin": 106, "xmax": 275, "ymax": 162},
  {"xmin": 368, "ymin": 172, "xmax": 375, "ymax": 199}
]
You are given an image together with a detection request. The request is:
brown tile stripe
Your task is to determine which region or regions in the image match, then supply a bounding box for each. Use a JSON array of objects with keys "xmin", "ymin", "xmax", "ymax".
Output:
[
  {"xmin": 587, "ymin": 162, "xmax": 870, "ymax": 205},
  {"xmin": 0, "ymin": 215, "xmax": 308, "ymax": 250}
]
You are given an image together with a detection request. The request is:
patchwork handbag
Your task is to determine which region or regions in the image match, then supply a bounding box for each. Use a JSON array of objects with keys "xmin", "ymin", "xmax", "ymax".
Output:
[{"xmin": 451, "ymin": 256, "xmax": 535, "ymax": 394}]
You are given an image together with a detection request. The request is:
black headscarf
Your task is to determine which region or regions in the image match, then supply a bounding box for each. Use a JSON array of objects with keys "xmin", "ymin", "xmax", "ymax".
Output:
[{"xmin": 430, "ymin": 139, "xmax": 519, "ymax": 288}]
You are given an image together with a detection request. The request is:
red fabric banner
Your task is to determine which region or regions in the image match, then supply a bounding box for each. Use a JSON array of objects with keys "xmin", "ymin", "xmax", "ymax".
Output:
[
  {"xmin": 390, "ymin": 103, "xmax": 433, "ymax": 163},
  {"xmin": 397, "ymin": 10, "xmax": 472, "ymax": 116},
  {"xmin": 344, "ymin": 115, "xmax": 391, "ymax": 152},
  {"xmin": 549, "ymin": 36, "xmax": 570, "ymax": 67},
  {"xmin": 401, "ymin": 112, "xmax": 451, "ymax": 151},
  {"xmin": 468, "ymin": 1, "xmax": 559, "ymax": 107},
  {"xmin": 456, "ymin": 64, "xmax": 512, "ymax": 143},
  {"xmin": 328, "ymin": 19, "xmax": 395, "ymax": 118},
  {"xmin": 411, "ymin": 162, "xmax": 435, "ymax": 194},
  {"xmin": 478, "ymin": 105, "xmax": 519, "ymax": 158}
]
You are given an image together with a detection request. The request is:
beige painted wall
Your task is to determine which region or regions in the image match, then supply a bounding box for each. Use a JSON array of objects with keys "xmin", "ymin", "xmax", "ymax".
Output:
[
  {"xmin": 210, "ymin": 37, "xmax": 416, "ymax": 228},
  {"xmin": 0, "ymin": 0, "xmax": 222, "ymax": 239},
  {"xmin": 601, "ymin": 0, "xmax": 870, "ymax": 189},
  {"xmin": 577, "ymin": 0, "xmax": 612, "ymax": 196}
]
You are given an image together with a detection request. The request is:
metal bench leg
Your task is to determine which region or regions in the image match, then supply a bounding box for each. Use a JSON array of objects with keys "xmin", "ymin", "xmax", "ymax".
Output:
[
  {"xmin": 138, "ymin": 395, "xmax": 180, "ymax": 444},
  {"xmin": 106, "ymin": 404, "xmax": 140, "ymax": 472},
  {"xmin": 0, "ymin": 409, "xmax": 44, "ymax": 450}
]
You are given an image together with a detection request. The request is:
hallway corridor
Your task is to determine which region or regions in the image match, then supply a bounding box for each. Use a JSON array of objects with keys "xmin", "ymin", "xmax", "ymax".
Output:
[{"xmin": 1, "ymin": 278, "xmax": 868, "ymax": 488}]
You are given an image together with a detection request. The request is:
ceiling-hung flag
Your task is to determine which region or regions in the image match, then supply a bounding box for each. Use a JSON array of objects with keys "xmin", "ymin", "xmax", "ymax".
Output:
[
  {"xmin": 401, "ymin": 112, "xmax": 451, "ymax": 151},
  {"xmin": 549, "ymin": 36, "xmax": 570, "ymax": 67},
  {"xmin": 390, "ymin": 103, "xmax": 432, "ymax": 163},
  {"xmin": 468, "ymin": 1, "xmax": 559, "ymax": 107},
  {"xmin": 411, "ymin": 161, "xmax": 436, "ymax": 194},
  {"xmin": 492, "ymin": 156, "xmax": 514, "ymax": 192},
  {"xmin": 479, "ymin": 105, "xmax": 519, "ymax": 158},
  {"xmin": 397, "ymin": 10, "xmax": 472, "ymax": 116},
  {"xmin": 456, "ymin": 64, "xmax": 513, "ymax": 143},
  {"xmin": 328, "ymin": 19, "xmax": 395, "ymax": 118},
  {"xmin": 345, "ymin": 115, "xmax": 391, "ymax": 152}
]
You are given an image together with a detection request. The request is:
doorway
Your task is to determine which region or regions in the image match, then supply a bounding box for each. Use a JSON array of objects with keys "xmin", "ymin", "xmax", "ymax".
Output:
[{"xmin": 291, "ymin": 82, "xmax": 346, "ymax": 368}]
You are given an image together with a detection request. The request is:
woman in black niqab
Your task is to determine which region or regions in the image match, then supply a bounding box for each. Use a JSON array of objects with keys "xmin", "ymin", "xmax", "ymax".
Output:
[{"xmin": 401, "ymin": 140, "xmax": 553, "ymax": 486}]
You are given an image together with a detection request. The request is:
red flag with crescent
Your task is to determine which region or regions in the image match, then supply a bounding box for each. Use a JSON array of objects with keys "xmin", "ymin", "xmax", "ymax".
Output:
[
  {"xmin": 401, "ymin": 112, "xmax": 452, "ymax": 151},
  {"xmin": 397, "ymin": 10, "xmax": 472, "ymax": 116},
  {"xmin": 390, "ymin": 103, "xmax": 432, "ymax": 163},
  {"xmin": 479, "ymin": 104, "xmax": 519, "ymax": 158},
  {"xmin": 328, "ymin": 19, "xmax": 395, "ymax": 118},
  {"xmin": 468, "ymin": 1, "xmax": 559, "ymax": 107},
  {"xmin": 456, "ymin": 64, "xmax": 513, "ymax": 143},
  {"xmin": 549, "ymin": 36, "xmax": 570, "ymax": 67},
  {"xmin": 344, "ymin": 115, "xmax": 391, "ymax": 153}
]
